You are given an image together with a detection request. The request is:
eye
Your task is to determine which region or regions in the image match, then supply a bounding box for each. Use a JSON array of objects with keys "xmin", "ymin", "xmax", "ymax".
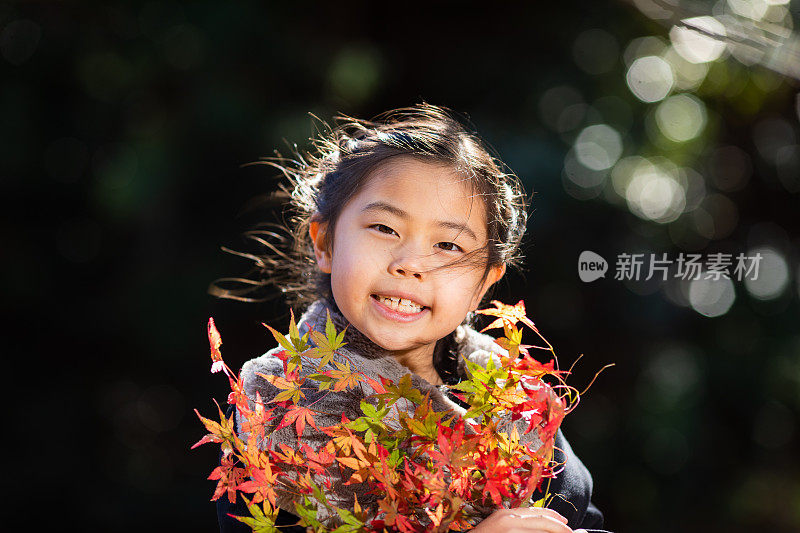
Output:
[
  {"xmin": 370, "ymin": 224, "xmax": 398, "ymax": 236},
  {"xmin": 435, "ymin": 241, "xmax": 463, "ymax": 253}
]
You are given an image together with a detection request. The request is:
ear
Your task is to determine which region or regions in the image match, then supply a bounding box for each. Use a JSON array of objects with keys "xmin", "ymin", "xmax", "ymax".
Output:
[
  {"xmin": 309, "ymin": 220, "xmax": 332, "ymax": 274},
  {"xmin": 469, "ymin": 264, "xmax": 506, "ymax": 311}
]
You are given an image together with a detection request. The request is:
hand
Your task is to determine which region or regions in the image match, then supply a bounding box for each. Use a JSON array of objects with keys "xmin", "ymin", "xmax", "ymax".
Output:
[{"xmin": 470, "ymin": 507, "xmax": 586, "ymax": 533}]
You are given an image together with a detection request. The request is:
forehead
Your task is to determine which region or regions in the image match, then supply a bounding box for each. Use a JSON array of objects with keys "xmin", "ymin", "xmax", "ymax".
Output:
[{"xmin": 356, "ymin": 156, "xmax": 487, "ymax": 232}]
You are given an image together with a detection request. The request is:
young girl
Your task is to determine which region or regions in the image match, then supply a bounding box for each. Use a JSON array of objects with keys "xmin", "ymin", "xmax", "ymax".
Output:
[{"xmin": 214, "ymin": 104, "xmax": 609, "ymax": 533}]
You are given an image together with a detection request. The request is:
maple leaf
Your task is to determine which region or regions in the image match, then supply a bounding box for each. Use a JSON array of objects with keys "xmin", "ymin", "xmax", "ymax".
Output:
[
  {"xmin": 514, "ymin": 355, "xmax": 556, "ymax": 377},
  {"xmin": 428, "ymin": 419, "xmax": 473, "ymax": 469},
  {"xmin": 361, "ymin": 374, "xmax": 387, "ymax": 395},
  {"xmin": 239, "ymin": 391, "xmax": 274, "ymax": 438},
  {"xmin": 492, "ymin": 382, "xmax": 529, "ymax": 409},
  {"xmin": 538, "ymin": 397, "xmax": 566, "ymax": 442},
  {"xmin": 192, "ymin": 402, "xmax": 236, "ymax": 452},
  {"xmin": 226, "ymin": 372, "xmax": 251, "ymax": 414},
  {"xmin": 328, "ymin": 360, "xmax": 365, "ymax": 392},
  {"xmin": 494, "ymin": 336, "xmax": 533, "ymax": 359},
  {"xmin": 324, "ymin": 422, "xmax": 360, "ymax": 456},
  {"xmin": 262, "ymin": 310, "xmax": 310, "ymax": 372},
  {"xmin": 300, "ymin": 443, "xmax": 336, "ymax": 475},
  {"xmin": 379, "ymin": 498, "xmax": 417, "ymax": 532},
  {"xmin": 333, "ymin": 507, "xmax": 367, "ymax": 533},
  {"xmin": 307, "ymin": 309, "xmax": 348, "ymax": 370},
  {"xmin": 476, "ymin": 300, "xmax": 538, "ymax": 333},
  {"xmin": 376, "ymin": 373, "xmax": 425, "ymax": 406},
  {"xmin": 257, "ymin": 372, "xmax": 307, "ymax": 404},
  {"xmin": 358, "ymin": 399, "xmax": 390, "ymax": 426},
  {"xmin": 475, "ymin": 449, "xmax": 516, "ymax": 505},
  {"xmin": 334, "ymin": 430, "xmax": 378, "ymax": 484},
  {"xmin": 233, "ymin": 494, "xmax": 280, "ymax": 533},
  {"xmin": 208, "ymin": 452, "xmax": 246, "ymax": 503},
  {"xmin": 272, "ymin": 443, "xmax": 306, "ymax": 468},
  {"xmin": 208, "ymin": 317, "xmax": 229, "ymax": 375},
  {"xmin": 273, "ymin": 404, "xmax": 317, "ymax": 438},
  {"xmin": 238, "ymin": 459, "xmax": 280, "ymax": 507}
]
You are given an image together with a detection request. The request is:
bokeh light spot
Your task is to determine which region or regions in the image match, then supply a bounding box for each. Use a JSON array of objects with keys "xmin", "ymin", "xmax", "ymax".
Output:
[
  {"xmin": 574, "ymin": 124, "xmax": 623, "ymax": 171},
  {"xmin": 727, "ymin": 0, "xmax": 770, "ymax": 21},
  {"xmin": 744, "ymin": 246, "xmax": 790, "ymax": 300},
  {"xmin": 689, "ymin": 277, "xmax": 736, "ymax": 317},
  {"xmin": 625, "ymin": 160, "xmax": 686, "ymax": 223},
  {"xmin": 669, "ymin": 16, "xmax": 727, "ymax": 64},
  {"xmin": 663, "ymin": 46, "xmax": 710, "ymax": 90},
  {"xmin": 328, "ymin": 46, "xmax": 383, "ymax": 105},
  {"xmin": 655, "ymin": 94, "xmax": 707, "ymax": 142},
  {"xmin": 626, "ymin": 55, "xmax": 674, "ymax": 103}
]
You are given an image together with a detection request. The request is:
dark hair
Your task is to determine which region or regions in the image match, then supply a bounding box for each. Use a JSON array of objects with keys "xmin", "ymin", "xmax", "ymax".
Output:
[{"xmin": 209, "ymin": 103, "xmax": 528, "ymax": 308}]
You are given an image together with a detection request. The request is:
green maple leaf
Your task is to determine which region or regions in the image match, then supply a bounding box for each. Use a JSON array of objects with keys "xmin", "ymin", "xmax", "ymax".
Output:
[
  {"xmin": 376, "ymin": 373, "xmax": 425, "ymax": 407},
  {"xmin": 307, "ymin": 371, "xmax": 336, "ymax": 392},
  {"xmin": 332, "ymin": 508, "xmax": 365, "ymax": 532},
  {"xmin": 308, "ymin": 310, "xmax": 347, "ymax": 370},
  {"xmin": 262, "ymin": 310, "xmax": 310, "ymax": 359},
  {"xmin": 233, "ymin": 495, "xmax": 279, "ymax": 533},
  {"xmin": 345, "ymin": 399, "xmax": 391, "ymax": 442}
]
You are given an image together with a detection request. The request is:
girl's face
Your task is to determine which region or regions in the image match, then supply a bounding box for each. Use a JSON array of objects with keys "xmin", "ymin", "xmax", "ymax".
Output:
[{"xmin": 310, "ymin": 156, "xmax": 505, "ymax": 365}]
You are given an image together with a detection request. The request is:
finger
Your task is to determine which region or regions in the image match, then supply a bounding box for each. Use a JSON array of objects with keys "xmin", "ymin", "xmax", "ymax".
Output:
[
  {"xmin": 503, "ymin": 507, "xmax": 568, "ymax": 524},
  {"xmin": 500, "ymin": 515, "xmax": 574, "ymax": 533}
]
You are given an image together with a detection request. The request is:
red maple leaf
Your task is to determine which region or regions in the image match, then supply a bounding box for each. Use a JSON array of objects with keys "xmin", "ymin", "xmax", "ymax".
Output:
[
  {"xmin": 274, "ymin": 404, "xmax": 317, "ymax": 438},
  {"xmin": 208, "ymin": 317, "xmax": 229, "ymax": 375},
  {"xmin": 208, "ymin": 452, "xmax": 246, "ymax": 503},
  {"xmin": 237, "ymin": 464, "xmax": 279, "ymax": 507},
  {"xmin": 300, "ymin": 443, "xmax": 336, "ymax": 474}
]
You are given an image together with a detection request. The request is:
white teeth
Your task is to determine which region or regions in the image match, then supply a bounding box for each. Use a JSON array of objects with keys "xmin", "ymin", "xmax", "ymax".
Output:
[{"xmin": 376, "ymin": 295, "xmax": 423, "ymax": 313}]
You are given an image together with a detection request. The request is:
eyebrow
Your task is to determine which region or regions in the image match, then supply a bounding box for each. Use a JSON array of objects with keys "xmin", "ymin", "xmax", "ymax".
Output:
[{"xmin": 361, "ymin": 201, "xmax": 479, "ymax": 241}]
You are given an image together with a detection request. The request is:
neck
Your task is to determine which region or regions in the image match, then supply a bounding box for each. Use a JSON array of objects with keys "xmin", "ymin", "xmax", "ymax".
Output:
[{"xmin": 390, "ymin": 345, "xmax": 443, "ymax": 386}]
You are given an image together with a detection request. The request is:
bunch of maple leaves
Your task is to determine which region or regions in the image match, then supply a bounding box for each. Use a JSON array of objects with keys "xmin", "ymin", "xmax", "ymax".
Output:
[{"xmin": 194, "ymin": 301, "xmax": 580, "ymax": 532}]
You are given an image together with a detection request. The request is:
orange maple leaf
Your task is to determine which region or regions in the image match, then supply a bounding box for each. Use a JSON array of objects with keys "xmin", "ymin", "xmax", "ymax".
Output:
[
  {"xmin": 328, "ymin": 360, "xmax": 365, "ymax": 392},
  {"xmin": 476, "ymin": 300, "xmax": 538, "ymax": 333}
]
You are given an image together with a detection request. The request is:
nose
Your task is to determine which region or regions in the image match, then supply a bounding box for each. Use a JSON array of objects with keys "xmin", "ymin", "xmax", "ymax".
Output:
[{"xmin": 388, "ymin": 250, "xmax": 425, "ymax": 280}]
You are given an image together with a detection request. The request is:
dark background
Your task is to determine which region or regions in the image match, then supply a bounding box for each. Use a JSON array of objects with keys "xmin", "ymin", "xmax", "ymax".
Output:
[{"xmin": 4, "ymin": 1, "xmax": 799, "ymax": 531}]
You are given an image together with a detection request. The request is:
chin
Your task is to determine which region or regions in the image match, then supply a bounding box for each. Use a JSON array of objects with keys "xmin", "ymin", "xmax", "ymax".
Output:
[{"xmin": 365, "ymin": 330, "xmax": 421, "ymax": 352}]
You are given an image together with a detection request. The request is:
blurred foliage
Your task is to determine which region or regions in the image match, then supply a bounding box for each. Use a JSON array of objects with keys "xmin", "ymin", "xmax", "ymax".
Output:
[{"xmin": 2, "ymin": 1, "xmax": 798, "ymax": 532}]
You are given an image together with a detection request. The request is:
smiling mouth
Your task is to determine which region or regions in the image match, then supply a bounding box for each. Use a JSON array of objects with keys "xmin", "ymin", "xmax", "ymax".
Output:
[{"xmin": 371, "ymin": 294, "xmax": 428, "ymax": 314}]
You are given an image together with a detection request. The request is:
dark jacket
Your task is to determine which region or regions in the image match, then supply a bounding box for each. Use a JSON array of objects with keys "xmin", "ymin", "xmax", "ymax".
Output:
[{"xmin": 216, "ymin": 300, "xmax": 610, "ymax": 532}]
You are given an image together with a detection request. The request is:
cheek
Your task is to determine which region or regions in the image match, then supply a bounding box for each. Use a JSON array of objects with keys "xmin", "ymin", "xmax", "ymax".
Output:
[{"xmin": 437, "ymin": 272, "xmax": 486, "ymax": 310}]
